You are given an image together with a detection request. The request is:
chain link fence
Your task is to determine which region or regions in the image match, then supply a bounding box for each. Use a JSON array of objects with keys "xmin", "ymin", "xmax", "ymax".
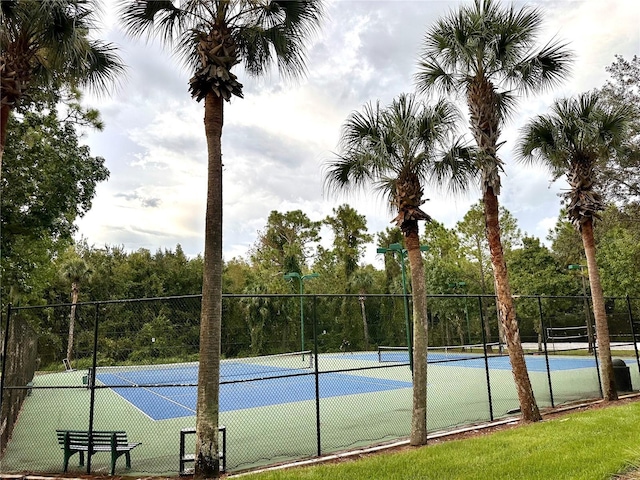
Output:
[{"xmin": 1, "ymin": 294, "xmax": 639, "ymax": 475}]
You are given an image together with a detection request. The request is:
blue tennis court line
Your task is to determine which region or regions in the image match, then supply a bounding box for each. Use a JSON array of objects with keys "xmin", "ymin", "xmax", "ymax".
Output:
[{"xmin": 97, "ymin": 371, "xmax": 412, "ymax": 421}]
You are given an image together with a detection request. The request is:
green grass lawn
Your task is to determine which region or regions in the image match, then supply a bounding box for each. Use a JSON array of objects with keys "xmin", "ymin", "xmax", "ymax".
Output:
[{"xmin": 245, "ymin": 399, "xmax": 640, "ymax": 480}]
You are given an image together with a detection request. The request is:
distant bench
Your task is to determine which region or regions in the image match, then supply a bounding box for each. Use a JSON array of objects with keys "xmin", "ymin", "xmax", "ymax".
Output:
[{"xmin": 56, "ymin": 430, "xmax": 141, "ymax": 475}]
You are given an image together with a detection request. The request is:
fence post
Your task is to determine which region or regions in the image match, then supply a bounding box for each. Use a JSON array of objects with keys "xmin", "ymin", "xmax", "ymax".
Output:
[
  {"xmin": 87, "ymin": 303, "xmax": 100, "ymax": 473},
  {"xmin": 626, "ymin": 295, "xmax": 640, "ymax": 374},
  {"xmin": 538, "ymin": 297, "xmax": 554, "ymax": 408},
  {"xmin": 478, "ymin": 296, "xmax": 493, "ymax": 421},
  {"xmin": 312, "ymin": 295, "xmax": 321, "ymax": 457},
  {"xmin": 0, "ymin": 304, "xmax": 12, "ymax": 453}
]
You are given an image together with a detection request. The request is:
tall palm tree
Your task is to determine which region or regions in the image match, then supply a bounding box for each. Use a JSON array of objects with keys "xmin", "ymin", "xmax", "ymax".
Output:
[
  {"xmin": 517, "ymin": 92, "xmax": 633, "ymax": 401},
  {"xmin": 324, "ymin": 93, "xmax": 475, "ymax": 445},
  {"xmin": 60, "ymin": 257, "xmax": 92, "ymax": 366},
  {"xmin": 415, "ymin": 0, "xmax": 573, "ymax": 422},
  {"xmin": 0, "ymin": 0, "xmax": 123, "ymax": 176},
  {"xmin": 118, "ymin": 2, "xmax": 324, "ymax": 476},
  {"xmin": 349, "ymin": 268, "xmax": 374, "ymax": 349}
]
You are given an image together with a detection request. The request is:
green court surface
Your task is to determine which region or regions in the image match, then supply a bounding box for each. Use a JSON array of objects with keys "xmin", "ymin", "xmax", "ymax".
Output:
[{"xmin": 1, "ymin": 352, "xmax": 638, "ymax": 475}]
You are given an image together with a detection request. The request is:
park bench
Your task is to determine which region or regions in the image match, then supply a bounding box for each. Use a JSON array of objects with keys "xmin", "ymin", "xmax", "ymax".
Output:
[{"xmin": 56, "ymin": 430, "xmax": 141, "ymax": 475}]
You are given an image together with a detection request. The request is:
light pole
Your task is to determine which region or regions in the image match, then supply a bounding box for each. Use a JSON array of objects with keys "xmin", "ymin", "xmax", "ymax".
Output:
[
  {"xmin": 568, "ymin": 264, "xmax": 594, "ymax": 352},
  {"xmin": 448, "ymin": 281, "xmax": 470, "ymax": 344},
  {"xmin": 284, "ymin": 272, "xmax": 319, "ymax": 355},
  {"xmin": 377, "ymin": 242, "xmax": 428, "ymax": 373}
]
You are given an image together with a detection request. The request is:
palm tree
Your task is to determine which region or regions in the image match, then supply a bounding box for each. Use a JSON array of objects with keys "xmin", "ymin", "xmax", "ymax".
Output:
[
  {"xmin": 415, "ymin": 0, "xmax": 573, "ymax": 422},
  {"xmin": 0, "ymin": 0, "xmax": 123, "ymax": 176},
  {"xmin": 349, "ymin": 268, "xmax": 374, "ymax": 349},
  {"xmin": 60, "ymin": 257, "xmax": 92, "ymax": 366},
  {"xmin": 517, "ymin": 92, "xmax": 633, "ymax": 401},
  {"xmin": 118, "ymin": 2, "xmax": 324, "ymax": 476},
  {"xmin": 324, "ymin": 93, "xmax": 475, "ymax": 445}
]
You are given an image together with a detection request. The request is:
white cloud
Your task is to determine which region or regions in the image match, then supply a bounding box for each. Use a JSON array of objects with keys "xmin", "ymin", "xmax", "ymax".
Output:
[{"xmin": 76, "ymin": 0, "xmax": 640, "ymax": 261}]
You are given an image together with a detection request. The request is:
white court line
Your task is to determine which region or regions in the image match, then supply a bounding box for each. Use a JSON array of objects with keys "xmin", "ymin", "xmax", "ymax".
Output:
[{"xmin": 100, "ymin": 372, "xmax": 196, "ymax": 420}]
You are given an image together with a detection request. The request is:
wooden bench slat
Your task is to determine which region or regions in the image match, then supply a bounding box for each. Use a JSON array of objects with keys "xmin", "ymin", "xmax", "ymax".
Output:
[{"xmin": 56, "ymin": 430, "xmax": 140, "ymax": 475}]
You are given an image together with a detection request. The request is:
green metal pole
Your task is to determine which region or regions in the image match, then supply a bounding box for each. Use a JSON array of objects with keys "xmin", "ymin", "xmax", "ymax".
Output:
[
  {"xmin": 299, "ymin": 278, "xmax": 304, "ymax": 354},
  {"xmin": 464, "ymin": 295, "xmax": 471, "ymax": 344},
  {"xmin": 399, "ymin": 250, "xmax": 413, "ymax": 373}
]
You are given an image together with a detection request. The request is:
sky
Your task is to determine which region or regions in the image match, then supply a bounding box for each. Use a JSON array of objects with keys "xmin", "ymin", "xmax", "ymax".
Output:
[{"xmin": 76, "ymin": 0, "xmax": 640, "ymax": 266}]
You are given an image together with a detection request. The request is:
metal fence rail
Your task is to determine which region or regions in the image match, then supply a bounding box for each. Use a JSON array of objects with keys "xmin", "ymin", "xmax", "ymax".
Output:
[{"xmin": 1, "ymin": 294, "xmax": 638, "ymax": 475}]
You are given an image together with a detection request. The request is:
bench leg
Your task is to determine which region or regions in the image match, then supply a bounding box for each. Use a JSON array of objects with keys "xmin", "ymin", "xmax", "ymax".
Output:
[
  {"xmin": 63, "ymin": 451, "xmax": 83, "ymax": 471},
  {"xmin": 125, "ymin": 451, "xmax": 132, "ymax": 469}
]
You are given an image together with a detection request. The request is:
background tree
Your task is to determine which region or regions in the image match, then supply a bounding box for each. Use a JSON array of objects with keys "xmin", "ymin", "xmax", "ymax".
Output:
[
  {"xmin": 456, "ymin": 202, "xmax": 522, "ymax": 344},
  {"xmin": 416, "ymin": 0, "xmax": 573, "ymax": 422},
  {"xmin": 251, "ymin": 210, "xmax": 322, "ymax": 275},
  {"xmin": 517, "ymin": 91, "xmax": 634, "ymax": 401},
  {"xmin": 420, "ymin": 220, "xmax": 471, "ymax": 346},
  {"xmin": 0, "ymin": 0, "xmax": 123, "ymax": 174},
  {"xmin": 324, "ymin": 204, "xmax": 373, "ymax": 286},
  {"xmin": 596, "ymin": 55, "xmax": 640, "ymax": 203},
  {"xmin": 1, "ymin": 97, "xmax": 109, "ymax": 307},
  {"xmin": 594, "ymin": 205, "xmax": 640, "ymax": 298},
  {"xmin": 349, "ymin": 267, "xmax": 375, "ymax": 349},
  {"xmin": 508, "ymin": 236, "xmax": 574, "ymax": 350},
  {"xmin": 59, "ymin": 250, "xmax": 92, "ymax": 365},
  {"xmin": 119, "ymin": 2, "xmax": 324, "ymax": 474},
  {"xmin": 547, "ymin": 214, "xmax": 585, "ymax": 269},
  {"xmin": 377, "ymin": 227, "xmax": 405, "ymax": 295},
  {"xmin": 325, "ymin": 93, "xmax": 474, "ymax": 446},
  {"xmin": 324, "ymin": 205, "xmax": 373, "ymax": 348}
]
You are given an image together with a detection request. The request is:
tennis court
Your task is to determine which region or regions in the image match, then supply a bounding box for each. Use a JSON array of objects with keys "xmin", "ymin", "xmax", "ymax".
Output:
[
  {"xmin": 89, "ymin": 345, "xmax": 605, "ymax": 422},
  {"xmin": 2, "ymin": 347, "xmax": 638, "ymax": 475},
  {"xmin": 98, "ymin": 363, "xmax": 412, "ymax": 420}
]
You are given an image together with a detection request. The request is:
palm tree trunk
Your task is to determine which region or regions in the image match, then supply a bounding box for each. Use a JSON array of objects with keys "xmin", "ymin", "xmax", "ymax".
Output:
[
  {"xmin": 66, "ymin": 283, "xmax": 79, "ymax": 364},
  {"xmin": 195, "ymin": 92, "xmax": 224, "ymax": 478},
  {"xmin": 0, "ymin": 103, "xmax": 10, "ymax": 177},
  {"xmin": 484, "ymin": 189, "xmax": 541, "ymax": 422},
  {"xmin": 405, "ymin": 232, "xmax": 428, "ymax": 446},
  {"xmin": 581, "ymin": 219, "xmax": 617, "ymax": 401},
  {"xmin": 359, "ymin": 294, "xmax": 369, "ymax": 349}
]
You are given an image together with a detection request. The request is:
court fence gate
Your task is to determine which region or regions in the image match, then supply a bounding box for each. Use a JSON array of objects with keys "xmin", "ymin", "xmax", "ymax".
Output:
[{"xmin": 1, "ymin": 294, "xmax": 639, "ymax": 475}]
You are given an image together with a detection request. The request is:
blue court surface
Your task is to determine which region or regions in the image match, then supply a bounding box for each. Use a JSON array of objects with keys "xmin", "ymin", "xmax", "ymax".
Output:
[
  {"xmin": 354, "ymin": 351, "xmax": 599, "ymax": 372},
  {"xmin": 97, "ymin": 369, "xmax": 412, "ymax": 421},
  {"xmin": 96, "ymin": 353, "xmax": 602, "ymax": 421}
]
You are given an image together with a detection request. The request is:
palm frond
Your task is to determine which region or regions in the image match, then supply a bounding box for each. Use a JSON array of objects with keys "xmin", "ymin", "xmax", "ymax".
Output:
[
  {"xmin": 325, "ymin": 93, "xmax": 475, "ymax": 225},
  {"xmin": 117, "ymin": 0, "xmax": 184, "ymax": 44},
  {"xmin": 74, "ymin": 40, "xmax": 126, "ymax": 94},
  {"xmin": 323, "ymin": 151, "xmax": 377, "ymax": 198},
  {"xmin": 509, "ymin": 38, "xmax": 573, "ymax": 94},
  {"xmin": 430, "ymin": 138, "xmax": 480, "ymax": 196},
  {"xmin": 417, "ymin": 0, "xmax": 573, "ymax": 113},
  {"xmin": 517, "ymin": 91, "xmax": 634, "ymax": 190},
  {"xmin": 3, "ymin": 0, "xmax": 124, "ymax": 99},
  {"xmin": 516, "ymin": 115, "xmax": 566, "ymax": 179},
  {"xmin": 494, "ymin": 90, "xmax": 518, "ymax": 122},
  {"xmin": 236, "ymin": 0, "xmax": 324, "ymax": 80},
  {"xmin": 414, "ymin": 57, "xmax": 459, "ymax": 96}
]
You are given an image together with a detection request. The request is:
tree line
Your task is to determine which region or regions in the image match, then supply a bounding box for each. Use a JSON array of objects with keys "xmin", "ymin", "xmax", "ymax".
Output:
[{"xmin": 11, "ymin": 201, "xmax": 638, "ymax": 369}]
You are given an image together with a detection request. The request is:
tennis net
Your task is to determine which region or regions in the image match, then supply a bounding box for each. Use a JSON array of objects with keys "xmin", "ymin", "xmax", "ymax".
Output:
[
  {"xmin": 93, "ymin": 350, "xmax": 314, "ymax": 387},
  {"xmin": 378, "ymin": 343, "xmax": 502, "ymax": 364}
]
